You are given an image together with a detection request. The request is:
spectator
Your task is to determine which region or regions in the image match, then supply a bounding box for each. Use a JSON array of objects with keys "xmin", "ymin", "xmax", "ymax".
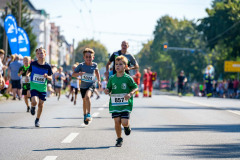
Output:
[
  {"xmin": 228, "ymin": 79, "xmax": 234, "ymax": 98},
  {"xmin": 8, "ymin": 55, "xmax": 23, "ymax": 100},
  {"xmin": 233, "ymin": 78, "xmax": 239, "ymax": 98}
]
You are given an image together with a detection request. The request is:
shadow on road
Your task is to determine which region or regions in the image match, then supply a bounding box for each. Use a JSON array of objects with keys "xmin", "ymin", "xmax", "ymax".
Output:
[
  {"xmin": 132, "ymin": 124, "xmax": 240, "ymax": 133},
  {"xmin": 173, "ymin": 142, "xmax": 240, "ymax": 159},
  {"xmin": 33, "ymin": 146, "xmax": 114, "ymax": 151}
]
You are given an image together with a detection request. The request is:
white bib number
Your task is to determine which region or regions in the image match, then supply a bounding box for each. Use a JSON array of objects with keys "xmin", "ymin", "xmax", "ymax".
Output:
[
  {"xmin": 21, "ymin": 76, "xmax": 29, "ymax": 83},
  {"xmin": 55, "ymin": 80, "xmax": 62, "ymax": 86},
  {"xmin": 33, "ymin": 74, "xmax": 46, "ymax": 84},
  {"xmin": 82, "ymin": 73, "xmax": 94, "ymax": 82},
  {"xmin": 111, "ymin": 94, "xmax": 129, "ymax": 106},
  {"xmin": 71, "ymin": 79, "xmax": 78, "ymax": 84}
]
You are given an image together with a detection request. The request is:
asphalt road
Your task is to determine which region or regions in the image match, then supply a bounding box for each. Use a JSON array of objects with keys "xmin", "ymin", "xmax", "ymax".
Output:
[{"xmin": 0, "ymin": 93, "xmax": 240, "ymax": 160}]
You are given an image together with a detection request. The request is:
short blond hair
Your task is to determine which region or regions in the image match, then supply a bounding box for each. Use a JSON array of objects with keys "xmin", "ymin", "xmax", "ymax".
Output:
[
  {"xmin": 83, "ymin": 48, "xmax": 95, "ymax": 55},
  {"xmin": 36, "ymin": 47, "xmax": 46, "ymax": 53},
  {"xmin": 23, "ymin": 56, "xmax": 31, "ymax": 61},
  {"xmin": 115, "ymin": 55, "xmax": 128, "ymax": 65},
  {"xmin": 0, "ymin": 49, "xmax": 5, "ymax": 55}
]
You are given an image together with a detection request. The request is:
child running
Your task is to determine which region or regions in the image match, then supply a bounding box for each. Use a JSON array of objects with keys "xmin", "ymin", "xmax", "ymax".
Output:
[
  {"xmin": 18, "ymin": 56, "xmax": 31, "ymax": 112},
  {"xmin": 104, "ymin": 55, "xmax": 138, "ymax": 147},
  {"xmin": 66, "ymin": 64, "xmax": 80, "ymax": 105},
  {"xmin": 54, "ymin": 67, "xmax": 65, "ymax": 100},
  {"xmin": 26, "ymin": 47, "xmax": 53, "ymax": 127},
  {"xmin": 72, "ymin": 48, "xmax": 101, "ymax": 125}
]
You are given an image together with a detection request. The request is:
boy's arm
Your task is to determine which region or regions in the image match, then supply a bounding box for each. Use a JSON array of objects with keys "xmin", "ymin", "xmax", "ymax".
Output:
[
  {"xmin": 124, "ymin": 87, "xmax": 138, "ymax": 101},
  {"xmin": 44, "ymin": 73, "xmax": 52, "ymax": 81},
  {"xmin": 95, "ymin": 69, "xmax": 101, "ymax": 88}
]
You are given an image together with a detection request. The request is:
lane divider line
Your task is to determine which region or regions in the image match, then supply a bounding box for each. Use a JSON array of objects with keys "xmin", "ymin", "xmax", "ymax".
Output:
[
  {"xmin": 166, "ymin": 96, "xmax": 240, "ymax": 116},
  {"xmin": 43, "ymin": 156, "xmax": 58, "ymax": 160},
  {"xmin": 98, "ymin": 108, "xmax": 104, "ymax": 111},
  {"xmin": 61, "ymin": 133, "xmax": 79, "ymax": 143}
]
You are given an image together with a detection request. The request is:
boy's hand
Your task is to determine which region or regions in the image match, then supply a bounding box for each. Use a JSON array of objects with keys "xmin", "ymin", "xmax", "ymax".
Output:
[
  {"xmin": 43, "ymin": 73, "xmax": 48, "ymax": 78},
  {"xmin": 104, "ymin": 89, "xmax": 110, "ymax": 95},
  {"xmin": 25, "ymin": 76, "xmax": 29, "ymax": 83},
  {"xmin": 19, "ymin": 70, "xmax": 23, "ymax": 75},
  {"xmin": 124, "ymin": 93, "xmax": 131, "ymax": 101},
  {"xmin": 98, "ymin": 81, "xmax": 101, "ymax": 88},
  {"xmin": 78, "ymin": 72, "xmax": 85, "ymax": 76}
]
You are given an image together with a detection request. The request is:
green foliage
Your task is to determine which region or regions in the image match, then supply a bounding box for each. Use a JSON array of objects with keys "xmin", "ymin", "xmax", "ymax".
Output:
[
  {"xmin": 137, "ymin": 15, "xmax": 207, "ymax": 82},
  {"xmin": 198, "ymin": 0, "xmax": 240, "ymax": 79},
  {"xmin": 0, "ymin": 0, "xmax": 37, "ymax": 58},
  {"xmin": 75, "ymin": 39, "xmax": 108, "ymax": 68}
]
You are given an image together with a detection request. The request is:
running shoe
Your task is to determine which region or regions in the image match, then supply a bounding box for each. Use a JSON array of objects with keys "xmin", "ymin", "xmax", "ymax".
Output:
[
  {"xmin": 74, "ymin": 101, "xmax": 76, "ymax": 105},
  {"xmin": 86, "ymin": 113, "xmax": 92, "ymax": 121},
  {"xmin": 124, "ymin": 126, "xmax": 131, "ymax": 136},
  {"xmin": 115, "ymin": 138, "xmax": 123, "ymax": 147},
  {"xmin": 71, "ymin": 97, "xmax": 74, "ymax": 102},
  {"xmin": 83, "ymin": 115, "xmax": 89, "ymax": 125},
  {"xmin": 96, "ymin": 95, "xmax": 100, "ymax": 100},
  {"xmin": 35, "ymin": 119, "xmax": 40, "ymax": 127},
  {"xmin": 66, "ymin": 95, "xmax": 69, "ymax": 98},
  {"xmin": 30, "ymin": 107, "xmax": 35, "ymax": 115}
]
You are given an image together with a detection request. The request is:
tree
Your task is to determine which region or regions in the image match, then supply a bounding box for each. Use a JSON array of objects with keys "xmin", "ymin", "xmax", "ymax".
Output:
[
  {"xmin": 148, "ymin": 15, "xmax": 207, "ymax": 81},
  {"xmin": 0, "ymin": 0, "xmax": 37, "ymax": 58},
  {"xmin": 75, "ymin": 39, "xmax": 108, "ymax": 69},
  {"xmin": 198, "ymin": 0, "xmax": 240, "ymax": 78}
]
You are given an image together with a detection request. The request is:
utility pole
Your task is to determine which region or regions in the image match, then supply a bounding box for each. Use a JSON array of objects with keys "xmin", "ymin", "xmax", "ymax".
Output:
[
  {"xmin": 18, "ymin": 0, "xmax": 22, "ymax": 27},
  {"xmin": 3, "ymin": 7, "xmax": 8, "ymax": 63},
  {"xmin": 72, "ymin": 38, "xmax": 75, "ymax": 65}
]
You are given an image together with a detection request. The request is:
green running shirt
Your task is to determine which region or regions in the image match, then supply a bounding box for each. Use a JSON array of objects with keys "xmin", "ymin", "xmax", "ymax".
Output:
[{"xmin": 107, "ymin": 73, "xmax": 138, "ymax": 113}]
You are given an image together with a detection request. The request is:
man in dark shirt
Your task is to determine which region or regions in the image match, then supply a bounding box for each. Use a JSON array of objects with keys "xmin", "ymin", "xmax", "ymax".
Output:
[
  {"xmin": 105, "ymin": 41, "xmax": 139, "ymax": 79},
  {"xmin": 177, "ymin": 70, "xmax": 187, "ymax": 97}
]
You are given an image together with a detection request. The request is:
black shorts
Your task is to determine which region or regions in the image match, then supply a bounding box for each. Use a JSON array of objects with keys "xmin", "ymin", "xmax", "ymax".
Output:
[
  {"xmin": 112, "ymin": 112, "xmax": 130, "ymax": 119},
  {"xmin": 80, "ymin": 85, "xmax": 95, "ymax": 98},
  {"xmin": 54, "ymin": 86, "xmax": 62, "ymax": 89},
  {"xmin": 31, "ymin": 90, "xmax": 47, "ymax": 101},
  {"xmin": 71, "ymin": 86, "xmax": 79, "ymax": 94},
  {"xmin": 11, "ymin": 80, "xmax": 21, "ymax": 89},
  {"xmin": 22, "ymin": 89, "xmax": 30, "ymax": 95}
]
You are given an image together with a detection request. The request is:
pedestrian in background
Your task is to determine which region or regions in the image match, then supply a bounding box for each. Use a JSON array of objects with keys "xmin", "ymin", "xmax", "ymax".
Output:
[
  {"xmin": 8, "ymin": 54, "xmax": 23, "ymax": 100},
  {"xmin": 177, "ymin": 70, "xmax": 187, "ymax": 97}
]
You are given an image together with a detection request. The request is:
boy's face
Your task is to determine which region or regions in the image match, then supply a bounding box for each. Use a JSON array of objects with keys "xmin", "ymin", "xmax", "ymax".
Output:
[
  {"xmin": 36, "ymin": 49, "xmax": 46, "ymax": 60},
  {"xmin": 0, "ymin": 53, "xmax": 4, "ymax": 60},
  {"xmin": 115, "ymin": 60, "xmax": 126, "ymax": 73},
  {"xmin": 84, "ymin": 52, "xmax": 94, "ymax": 63},
  {"xmin": 23, "ymin": 58, "xmax": 29, "ymax": 66}
]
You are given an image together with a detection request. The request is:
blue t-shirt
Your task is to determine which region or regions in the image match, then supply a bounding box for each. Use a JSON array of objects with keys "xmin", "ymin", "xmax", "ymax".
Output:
[{"xmin": 9, "ymin": 60, "xmax": 23, "ymax": 80}]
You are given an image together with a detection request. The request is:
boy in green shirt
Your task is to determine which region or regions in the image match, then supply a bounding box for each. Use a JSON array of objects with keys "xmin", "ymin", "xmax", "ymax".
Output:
[
  {"xmin": 105, "ymin": 55, "xmax": 138, "ymax": 147},
  {"xmin": 18, "ymin": 56, "xmax": 31, "ymax": 112}
]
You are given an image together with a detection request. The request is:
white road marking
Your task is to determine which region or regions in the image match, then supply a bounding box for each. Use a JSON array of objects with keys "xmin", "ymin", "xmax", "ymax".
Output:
[
  {"xmin": 98, "ymin": 108, "xmax": 104, "ymax": 111},
  {"xmin": 166, "ymin": 96, "xmax": 240, "ymax": 116},
  {"xmin": 43, "ymin": 156, "xmax": 58, "ymax": 160},
  {"xmin": 61, "ymin": 133, "xmax": 79, "ymax": 143},
  {"xmin": 92, "ymin": 112, "xmax": 99, "ymax": 117}
]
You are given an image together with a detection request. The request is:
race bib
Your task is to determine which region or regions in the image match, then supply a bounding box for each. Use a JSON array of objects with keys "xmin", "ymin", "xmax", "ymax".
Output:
[
  {"xmin": 21, "ymin": 76, "xmax": 29, "ymax": 83},
  {"xmin": 55, "ymin": 80, "xmax": 62, "ymax": 86},
  {"xmin": 71, "ymin": 79, "xmax": 78, "ymax": 84},
  {"xmin": 111, "ymin": 94, "xmax": 129, "ymax": 106},
  {"xmin": 33, "ymin": 74, "xmax": 46, "ymax": 84},
  {"xmin": 82, "ymin": 73, "xmax": 94, "ymax": 82}
]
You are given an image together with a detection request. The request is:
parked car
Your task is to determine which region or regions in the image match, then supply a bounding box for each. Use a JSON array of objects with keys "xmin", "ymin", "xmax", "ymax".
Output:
[{"xmin": 160, "ymin": 80, "xmax": 170, "ymax": 90}]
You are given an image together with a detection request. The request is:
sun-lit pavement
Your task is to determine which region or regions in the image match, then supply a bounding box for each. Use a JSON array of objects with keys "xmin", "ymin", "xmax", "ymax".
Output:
[{"xmin": 0, "ymin": 94, "xmax": 240, "ymax": 160}]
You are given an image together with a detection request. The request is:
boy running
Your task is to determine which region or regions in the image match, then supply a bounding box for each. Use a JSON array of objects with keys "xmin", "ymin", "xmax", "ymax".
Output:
[
  {"xmin": 18, "ymin": 56, "xmax": 31, "ymax": 112},
  {"xmin": 72, "ymin": 48, "xmax": 101, "ymax": 125},
  {"xmin": 104, "ymin": 55, "xmax": 138, "ymax": 147},
  {"xmin": 26, "ymin": 47, "xmax": 53, "ymax": 127},
  {"xmin": 54, "ymin": 67, "xmax": 65, "ymax": 100},
  {"xmin": 66, "ymin": 64, "xmax": 80, "ymax": 105}
]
